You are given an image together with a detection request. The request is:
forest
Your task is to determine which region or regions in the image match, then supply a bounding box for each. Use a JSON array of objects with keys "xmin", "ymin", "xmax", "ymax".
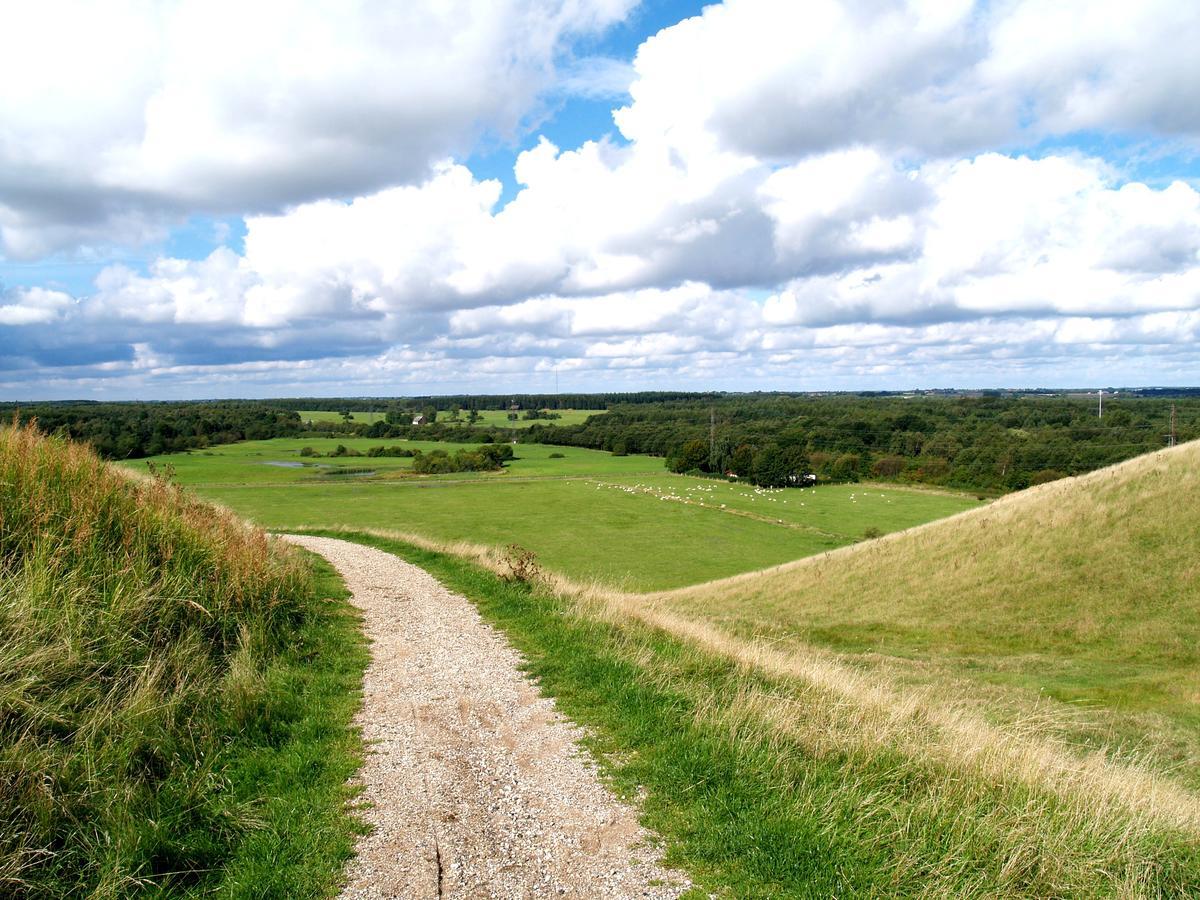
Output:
[{"xmin": 4, "ymin": 390, "xmax": 1194, "ymax": 493}]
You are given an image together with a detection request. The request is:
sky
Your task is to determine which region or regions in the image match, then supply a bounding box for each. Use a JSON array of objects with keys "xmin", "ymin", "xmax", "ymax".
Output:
[{"xmin": 1, "ymin": 0, "xmax": 1199, "ymax": 400}]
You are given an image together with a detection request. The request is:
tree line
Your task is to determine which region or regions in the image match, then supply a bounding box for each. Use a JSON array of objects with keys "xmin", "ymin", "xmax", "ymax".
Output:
[
  {"xmin": 4, "ymin": 391, "xmax": 1194, "ymax": 493},
  {"xmin": 523, "ymin": 392, "xmax": 1197, "ymax": 491}
]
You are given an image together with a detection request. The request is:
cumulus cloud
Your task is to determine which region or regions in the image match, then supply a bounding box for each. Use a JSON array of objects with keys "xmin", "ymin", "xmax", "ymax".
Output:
[
  {"xmin": 616, "ymin": 0, "xmax": 1200, "ymax": 159},
  {"xmin": 4, "ymin": 143, "xmax": 1199, "ymax": 392},
  {"xmin": 0, "ymin": 0, "xmax": 634, "ymax": 258},
  {"xmin": 0, "ymin": 287, "xmax": 75, "ymax": 326},
  {"xmin": 4, "ymin": 0, "xmax": 1200, "ymax": 396}
]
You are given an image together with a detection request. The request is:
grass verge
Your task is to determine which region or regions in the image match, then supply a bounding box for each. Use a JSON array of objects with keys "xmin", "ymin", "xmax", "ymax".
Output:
[
  {"xmin": 187, "ymin": 550, "xmax": 368, "ymax": 899},
  {"xmin": 1, "ymin": 424, "xmax": 367, "ymax": 898},
  {"xmin": 307, "ymin": 528, "xmax": 1200, "ymax": 898}
]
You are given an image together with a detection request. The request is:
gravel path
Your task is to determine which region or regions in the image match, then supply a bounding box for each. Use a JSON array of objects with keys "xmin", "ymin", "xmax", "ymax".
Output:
[{"xmin": 282, "ymin": 535, "xmax": 689, "ymax": 900}]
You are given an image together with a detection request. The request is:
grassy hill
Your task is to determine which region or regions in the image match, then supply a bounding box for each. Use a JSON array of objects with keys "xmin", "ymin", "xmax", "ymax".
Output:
[
  {"xmin": 0, "ymin": 424, "xmax": 366, "ymax": 897},
  {"xmin": 327, "ymin": 440, "xmax": 1200, "ymax": 895},
  {"xmin": 662, "ymin": 438, "xmax": 1200, "ymax": 758}
]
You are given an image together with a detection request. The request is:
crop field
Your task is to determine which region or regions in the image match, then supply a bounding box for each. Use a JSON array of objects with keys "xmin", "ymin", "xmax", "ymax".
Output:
[{"xmin": 125, "ymin": 437, "xmax": 980, "ymax": 590}]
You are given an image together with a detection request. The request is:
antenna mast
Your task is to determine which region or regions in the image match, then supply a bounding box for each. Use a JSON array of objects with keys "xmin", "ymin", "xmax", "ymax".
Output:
[{"xmin": 1097, "ymin": 388, "xmax": 1103, "ymax": 419}]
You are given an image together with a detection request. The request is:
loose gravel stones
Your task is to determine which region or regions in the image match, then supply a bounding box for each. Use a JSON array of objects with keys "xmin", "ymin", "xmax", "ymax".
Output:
[{"xmin": 282, "ymin": 535, "xmax": 689, "ymax": 900}]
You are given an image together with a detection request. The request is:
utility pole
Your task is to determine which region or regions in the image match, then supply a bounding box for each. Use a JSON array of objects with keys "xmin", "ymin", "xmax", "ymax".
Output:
[
  {"xmin": 1169, "ymin": 403, "xmax": 1177, "ymax": 447},
  {"xmin": 1097, "ymin": 388, "xmax": 1103, "ymax": 419}
]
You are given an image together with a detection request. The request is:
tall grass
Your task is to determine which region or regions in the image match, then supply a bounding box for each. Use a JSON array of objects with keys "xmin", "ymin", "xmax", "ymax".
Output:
[{"xmin": 0, "ymin": 423, "xmax": 357, "ymax": 898}]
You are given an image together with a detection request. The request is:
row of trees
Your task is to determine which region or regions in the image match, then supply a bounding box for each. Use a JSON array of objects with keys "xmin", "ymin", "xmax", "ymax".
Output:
[
  {"xmin": 8, "ymin": 392, "xmax": 1194, "ymax": 494},
  {"xmin": 2, "ymin": 401, "xmax": 303, "ymax": 458},
  {"xmin": 529, "ymin": 393, "xmax": 1196, "ymax": 491}
]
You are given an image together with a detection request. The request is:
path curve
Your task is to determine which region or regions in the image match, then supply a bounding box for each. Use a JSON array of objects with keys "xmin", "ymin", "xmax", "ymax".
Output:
[{"xmin": 282, "ymin": 535, "xmax": 688, "ymax": 899}]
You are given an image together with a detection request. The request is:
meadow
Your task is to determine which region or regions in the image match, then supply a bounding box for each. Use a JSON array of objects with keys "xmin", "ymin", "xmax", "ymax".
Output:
[
  {"xmin": 126, "ymin": 437, "xmax": 980, "ymax": 590},
  {"xmin": 297, "ymin": 408, "xmax": 605, "ymax": 429}
]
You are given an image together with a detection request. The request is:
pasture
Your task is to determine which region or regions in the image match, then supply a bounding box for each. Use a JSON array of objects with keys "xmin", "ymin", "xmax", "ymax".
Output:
[
  {"xmin": 297, "ymin": 408, "xmax": 605, "ymax": 429},
  {"xmin": 126, "ymin": 438, "xmax": 980, "ymax": 590}
]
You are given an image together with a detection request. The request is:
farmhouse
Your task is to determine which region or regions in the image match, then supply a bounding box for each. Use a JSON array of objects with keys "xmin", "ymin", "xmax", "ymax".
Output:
[{"xmin": 411, "ymin": 414, "xmax": 426, "ymax": 426}]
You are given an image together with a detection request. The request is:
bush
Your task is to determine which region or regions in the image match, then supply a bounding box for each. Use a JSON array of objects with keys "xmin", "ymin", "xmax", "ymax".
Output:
[
  {"xmin": 366, "ymin": 445, "xmax": 413, "ymax": 458},
  {"xmin": 871, "ymin": 455, "xmax": 906, "ymax": 478},
  {"xmin": 410, "ymin": 445, "xmax": 510, "ymax": 475},
  {"xmin": 499, "ymin": 544, "xmax": 541, "ymax": 584}
]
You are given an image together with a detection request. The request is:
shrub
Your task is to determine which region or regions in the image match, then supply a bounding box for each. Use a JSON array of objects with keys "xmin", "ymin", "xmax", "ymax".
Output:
[
  {"xmin": 871, "ymin": 455, "xmax": 906, "ymax": 478},
  {"xmin": 498, "ymin": 544, "xmax": 541, "ymax": 584},
  {"xmin": 366, "ymin": 445, "xmax": 413, "ymax": 458}
]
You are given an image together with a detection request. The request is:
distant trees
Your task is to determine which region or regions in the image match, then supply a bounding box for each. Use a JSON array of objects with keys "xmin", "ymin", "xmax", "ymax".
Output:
[
  {"xmin": 410, "ymin": 443, "xmax": 513, "ymax": 474},
  {"xmin": 751, "ymin": 444, "xmax": 790, "ymax": 487},
  {"xmin": 668, "ymin": 439, "xmax": 709, "ymax": 473},
  {"xmin": 9, "ymin": 391, "xmax": 1196, "ymax": 497},
  {"xmin": 526, "ymin": 392, "xmax": 1197, "ymax": 493}
]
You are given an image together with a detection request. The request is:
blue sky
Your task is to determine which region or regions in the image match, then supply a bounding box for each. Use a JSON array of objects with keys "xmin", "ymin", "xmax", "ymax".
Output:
[{"xmin": 2, "ymin": 0, "xmax": 1198, "ymax": 399}]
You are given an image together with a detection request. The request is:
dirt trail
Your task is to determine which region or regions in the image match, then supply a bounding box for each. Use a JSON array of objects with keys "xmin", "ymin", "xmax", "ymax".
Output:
[{"xmin": 282, "ymin": 535, "xmax": 688, "ymax": 900}]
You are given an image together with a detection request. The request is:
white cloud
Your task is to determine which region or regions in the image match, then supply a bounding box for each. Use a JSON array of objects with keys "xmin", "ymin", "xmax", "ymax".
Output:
[
  {"xmin": 0, "ymin": 287, "xmax": 74, "ymax": 326},
  {"xmin": 5, "ymin": 0, "xmax": 1200, "ymax": 396},
  {"xmin": 5, "ymin": 146, "xmax": 1198, "ymax": 392},
  {"xmin": 0, "ymin": 0, "xmax": 634, "ymax": 259},
  {"xmin": 615, "ymin": 0, "xmax": 1200, "ymax": 160}
]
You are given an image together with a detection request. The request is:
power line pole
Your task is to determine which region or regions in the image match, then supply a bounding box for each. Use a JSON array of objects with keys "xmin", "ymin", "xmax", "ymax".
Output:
[
  {"xmin": 1169, "ymin": 403, "xmax": 1177, "ymax": 447},
  {"xmin": 1097, "ymin": 388, "xmax": 1103, "ymax": 419}
]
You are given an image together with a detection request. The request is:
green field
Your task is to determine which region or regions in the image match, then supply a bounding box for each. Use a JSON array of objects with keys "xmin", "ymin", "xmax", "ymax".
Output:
[
  {"xmin": 125, "ymin": 438, "xmax": 980, "ymax": 590},
  {"xmin": 299, "ymin": 409, "xmax": 387, "ymax": 424},
  {"xmin": 466, "ymin": 408, "xmax": 605, "ymax": 429},
  {"xmin": 297, "ymin": 408, "xmax": 605, "ymax": 429}
]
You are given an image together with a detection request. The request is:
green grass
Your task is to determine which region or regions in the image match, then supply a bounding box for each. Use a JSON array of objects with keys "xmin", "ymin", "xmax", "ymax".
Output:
[
  {"xmin": 189, "ymin": 550, "xmax": 368, "ymax": 899},
  {"xmin": 297, "ymin": 408, "xmax": 605, "ymax": 429},
  {"xmin": 124, "ymin": 440, "xmax": 978, "ymax": 590},
  {"xmin": 306, "ymin": 529, "xmax": 1200, "ymax": 898},
  {"xmin": 462, "ymin": 408, "xmax": 606, "ymax": 429},
  {"xmin": 1, "ymin": 424, "xmax": 367, "ymax": 898},
  {"xmin": 128, "ymin": 438, "xmax": 660, "ymax": 485},
  {"xmin": 298, "ymin": 410, "xmax": 387, "ymax": 424}
]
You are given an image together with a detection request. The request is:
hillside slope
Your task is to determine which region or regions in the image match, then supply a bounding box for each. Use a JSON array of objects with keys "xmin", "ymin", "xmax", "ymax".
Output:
[
  {"xmin": 0, "ymin": 424, "xmax": 364, "ymax": 897},
  {"xmin": 663, "ymin": 439, "xmax": 1200, "ymax": 765}
]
